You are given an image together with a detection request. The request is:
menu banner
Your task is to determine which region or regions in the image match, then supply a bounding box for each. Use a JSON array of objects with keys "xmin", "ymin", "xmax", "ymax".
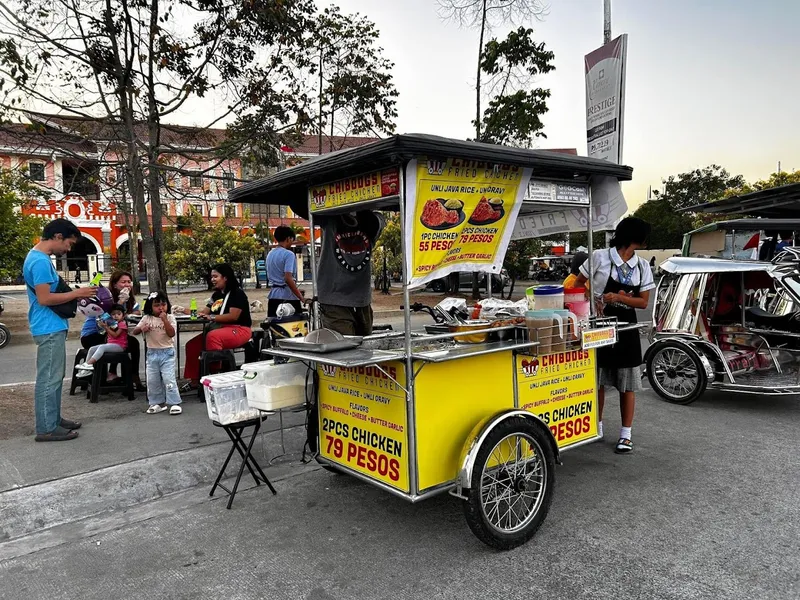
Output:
[
  {"xmin": 309, "ymin": 168, "xmax": 400, "ymax": 213},
  {"xmin": 516, "ymin": 350, "xmax": 599, "ymax": 449},
  {"xmin": 404, "ymin": 157, "xmax": 532, "ymax": 288}
]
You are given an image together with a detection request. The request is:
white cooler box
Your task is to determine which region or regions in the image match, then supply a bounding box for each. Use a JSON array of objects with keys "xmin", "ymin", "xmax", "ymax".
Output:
[
  {"xmin": 242, "ymin": 361, "xmax": 309, "ymax": 412},
  {"xmin": 201, "ymin": 371, "xmax": 262, "ymax": 425}
]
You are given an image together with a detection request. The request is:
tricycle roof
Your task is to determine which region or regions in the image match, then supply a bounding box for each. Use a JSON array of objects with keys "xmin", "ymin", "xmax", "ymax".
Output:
[
  {"xmin": 228, "ymin": 133, "xmax": 633, "ymax": 218},
  {"xmin": 688, "ymin": 218, "xmax": 800, "ymax": 235},
  {"xmin": 660, "ymin": 256, "xmax": 776, "ymax": 275}
]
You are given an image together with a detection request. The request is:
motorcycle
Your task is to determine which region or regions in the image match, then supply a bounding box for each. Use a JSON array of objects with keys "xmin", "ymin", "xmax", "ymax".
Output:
[{"xmin": 0, "ymin": 296, "xmax": 10, "ymax": 349}]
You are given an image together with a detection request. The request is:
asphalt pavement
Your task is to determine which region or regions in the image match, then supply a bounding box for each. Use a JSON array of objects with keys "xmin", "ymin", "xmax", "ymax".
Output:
[{"xmin": 0, "ymin": 386, "xmax": 797, "ymax": 599}]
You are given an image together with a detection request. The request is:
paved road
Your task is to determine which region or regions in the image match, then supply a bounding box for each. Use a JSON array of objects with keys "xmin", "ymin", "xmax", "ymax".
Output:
[{"xmin": 1, "ymin": 385, "xmax": 797, "ymax": 599}]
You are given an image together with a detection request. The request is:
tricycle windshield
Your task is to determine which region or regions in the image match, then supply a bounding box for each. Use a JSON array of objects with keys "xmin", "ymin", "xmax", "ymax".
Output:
[{"xmin": 658, "ymin": 273, "xmax": 707, "ymax": 333}]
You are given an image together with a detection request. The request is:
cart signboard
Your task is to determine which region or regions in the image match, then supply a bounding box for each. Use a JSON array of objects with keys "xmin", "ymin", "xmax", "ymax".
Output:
[
  {"xmin": 516, "ymin": 350, "xmax": 599, "ymax": 449},
  {"xmin": 581, "ymin": 326, "xmax": 617, "ymax": 350},
  {"xmin": 309, "ymin": 168, "xmax": 400, "ymax": 213},
  {"xmin": 317, "ymin": 361, "xmax": 409, "ymax": 492},
  {"xmin": 404, "ymin": 157, "xmax": 532, "ymax": 288}
]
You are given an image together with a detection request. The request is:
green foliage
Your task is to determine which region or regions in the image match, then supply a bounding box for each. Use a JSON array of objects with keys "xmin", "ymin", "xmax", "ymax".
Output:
[
  {"xmin": 503, "ymin": 238, "xmax": 543, "ymax": 297},
  {"xmin": 654, "ymin": 165, "xmax": 746, "ymax": 213},
  {"xmin": 163, "ymin": 212, "xmax": 261, "ymax": 286},
  {"xmin": 375, "ymin": 213, "xmax": 402, "ymax": 278},
  {"xmin": 477, "ymin": 27, "xmax": 555, "ymax": 145},
  {"xmin": 631, "ymin": 198, "xmax": 694, "ymax": 249},
  {"xmin": 0, "ymin": 168, "xmax": 47, "ymax": 280}
]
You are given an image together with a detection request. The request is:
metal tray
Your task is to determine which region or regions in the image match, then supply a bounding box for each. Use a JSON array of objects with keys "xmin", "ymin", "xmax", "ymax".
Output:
[{"xmin": 276, "ymin": 337, "xmax": 362, "ymax": 353}]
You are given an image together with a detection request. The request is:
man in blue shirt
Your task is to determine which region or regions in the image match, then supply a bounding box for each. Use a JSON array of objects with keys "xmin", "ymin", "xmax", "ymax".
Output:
[
  {"xmin": 266, "ymin": 226, "xmax": 306, "ymax": 317},
  {"xmin": 24, "ymin": 219, "xmax": 97, "ymax": 442}
]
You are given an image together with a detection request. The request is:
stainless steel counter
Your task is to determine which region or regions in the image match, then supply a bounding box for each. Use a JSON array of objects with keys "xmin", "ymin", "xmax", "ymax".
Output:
[
  {"xmin": 412, "ymin": 340, "xmax": 539, "ymax": 363},
  {"xmin": 264, "ymin": 346, "xmax": 406, "ymax": 368}
]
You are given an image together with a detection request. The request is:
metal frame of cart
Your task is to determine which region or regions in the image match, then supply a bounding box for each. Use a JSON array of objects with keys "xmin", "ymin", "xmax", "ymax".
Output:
[{"xmin": 230, "ymin": 134, "xmax": 634, "ymax": 549}]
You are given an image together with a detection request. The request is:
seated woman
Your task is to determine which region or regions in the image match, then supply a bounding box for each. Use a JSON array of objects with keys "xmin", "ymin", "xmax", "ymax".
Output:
[
  {"xmin": 109, "ymin": 270, "xmax": 145, "ymax": 391},
  {"xmin": 181, "ymin": 263, "xmax": 252, "ymax": 390}
]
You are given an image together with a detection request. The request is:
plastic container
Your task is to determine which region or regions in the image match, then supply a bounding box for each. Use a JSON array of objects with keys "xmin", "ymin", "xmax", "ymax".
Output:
[
  {"xmin": 564, "ymin": 287, "xmax": 586, "ymax": 305},
  {"xmin": 525, "ymin": 310, "xmax": 564, "ymax": 355},
  {"xmin": 566, "ymin": 300, "xmax": 590, "ymax": 325},
  {"xmin": 242, "ymin": 361, "xmax": 309, "ymax": 412},
  {"xmin": 553, "ymin": 309, "xmax": 578, "ymax": 351},
  {"xmin": 201, "ymin": 371, "xmax": 262, "ymax": 425},
  {"xmin": 533, "ymin": 285, "xmax": 564, "ymax": 310}
]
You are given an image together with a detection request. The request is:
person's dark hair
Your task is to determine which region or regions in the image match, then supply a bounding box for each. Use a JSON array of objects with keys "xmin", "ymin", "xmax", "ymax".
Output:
[
  {"xmin": 211, "ymin": 263, "xmax": 240, "ymax": 292},
  {"xmin": 780, "ymin": 231, "xmax": 793, "ymax": 240},
  {"xmin": 109, "ymin": 303, "xmax": 126, "ymax": 314},
  {"xmin": 142, "ymin": 291, "xmax": 171, "ymax": 316},
  {"xmin": 274, "ymin": 226, "xmax": 296, "ymax": 243},
  {"xmin": 610, "ymin": 217, "xmax": 651, "ymax": 249},
  {"xmin": 570, "ymin": 251, "xmax": 588, "ymax": 275},
  {"xmin": 109, "ymin": 270, "xmax": 136, "ymax": 312},
  {"xmin": 42, "ymin": 218, "xmax": 81, "ymax": 241}
]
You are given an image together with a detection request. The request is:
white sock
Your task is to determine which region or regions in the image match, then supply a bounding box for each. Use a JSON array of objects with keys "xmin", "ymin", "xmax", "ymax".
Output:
[
  {"xmin": 620, "ymin": 426, "xmax": 632, "ymax": 440},
  {"xmin": 598, "ymin": 421, "xmax": 604, "ymax": 438}
]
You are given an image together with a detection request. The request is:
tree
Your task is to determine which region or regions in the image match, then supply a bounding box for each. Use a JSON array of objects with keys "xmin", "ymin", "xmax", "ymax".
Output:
[
  {"xmin": 0, "ymin": 167, "xmax": 46, "ymax": 280},
  {"xmin": 653, "ymin": 165, "xmax": 746, "ymax": 213},
  {"xmin": 163, "ymin": 211, "xmax": 260, "ymax": 288},
  {"xmin": 631, "ymin": 198, "xmax": 694, "ymax": 249},
  {"xmin": 310, "ymin": 7, "xmax": 398, "ymax": 152},
  {"xmin": 503, "ymin": 238, "xmax": 543, "ymax": 298},
  {"xmin": 476, "ymin": 27, "xmax": 554, "ymax": 145},
  {"xmin": 437, "ymin": 0, "xmax": 547, "ymax": 141},
  {"xmin": 0, "ymin": 0, "xmax": 315, "ymax": 290},
  {"xmin": 374, "ymin": 213, "xmax": 402, "ymax": 289}
]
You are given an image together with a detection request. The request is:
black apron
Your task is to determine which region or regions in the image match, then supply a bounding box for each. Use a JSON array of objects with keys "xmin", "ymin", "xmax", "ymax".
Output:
[{"xmin": 597, "ymin": 252, "xmax": 642, "ymax": 369}]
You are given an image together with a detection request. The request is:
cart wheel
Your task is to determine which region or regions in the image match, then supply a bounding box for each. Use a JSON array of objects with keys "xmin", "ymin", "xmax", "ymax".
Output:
[
  {"xmin": 462, "ymin": 416, "xmax": 555, "ymax": 550},
  {"xmin": 0, "ymin": 324, "xmax": 9, "ymax": 349},
  {"xmin": 647, "ymin": 341, "xmax": 707, "ymax": 405}
]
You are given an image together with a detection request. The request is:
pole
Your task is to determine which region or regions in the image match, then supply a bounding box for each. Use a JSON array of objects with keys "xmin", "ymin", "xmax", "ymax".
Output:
[{"xmin": 603, "ymin": 0, "xmax": 611, "ymax": 44}]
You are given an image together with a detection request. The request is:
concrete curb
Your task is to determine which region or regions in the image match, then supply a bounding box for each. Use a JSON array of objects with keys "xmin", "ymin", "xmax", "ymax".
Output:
[{"xmin": 0, "ymin": 424, "xmax": 307, "ymax": 542}]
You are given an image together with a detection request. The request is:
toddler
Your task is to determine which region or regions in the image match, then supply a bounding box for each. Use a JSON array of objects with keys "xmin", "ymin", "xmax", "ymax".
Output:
[
  {"xmin": 133, "ymin": 291, "xmax": 182, "ymax": 415},
  {"xmin": 76, "ymin": 304, "xmax": 128, "ymax": 377}
]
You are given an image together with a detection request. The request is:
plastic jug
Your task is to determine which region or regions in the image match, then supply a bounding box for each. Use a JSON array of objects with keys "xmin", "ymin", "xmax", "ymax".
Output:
[
  {"xmin": 533, "ymin": 285, "xmax": 565, "ymax": 310},
  {"xmin": 566, "ymin": 300, "xmax": 590, "ymax": 325},
  {"xmin": 525, "ymin": 309, "xmax": 564, "ymax": 355},
  {"xmin": 553, "ymin": 309, "xmax": 578, "ymax": 351},
  {"xmin": 564, "ymin": 287, "xmax": 586, "ymax": 305}
]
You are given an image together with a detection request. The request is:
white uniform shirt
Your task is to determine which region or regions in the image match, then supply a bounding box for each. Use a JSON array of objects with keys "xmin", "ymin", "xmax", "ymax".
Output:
[{"xmin": 579, "ymin": 248, "xmax": 655, "ymax": 294}]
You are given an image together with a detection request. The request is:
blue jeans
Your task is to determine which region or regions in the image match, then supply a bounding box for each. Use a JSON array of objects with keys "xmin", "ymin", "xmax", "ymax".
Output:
[
  {"xmin": 33, "ymin": 330, "xmax": 67, "ymax": 434},
  {"xmin": 146, "ymin": 348, "xmax": 181, "ymax": 406}
]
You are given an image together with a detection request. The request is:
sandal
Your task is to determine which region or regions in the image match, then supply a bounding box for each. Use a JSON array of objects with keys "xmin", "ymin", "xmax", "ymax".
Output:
[
  {"xmin": 615, "ymin": 438, "xmax": 634, "ymax": 454},
  {"xmin": 146, "ymin": 404, "xmax": 168, "ymax": 414},
  {"xmin": 35, "ymin": 426, "xmax": 79, "ymax": 442},
  {"xmin": 169, "ymin": 405, "xmax": 182, "ymax": 416},
  {"xmin": 60, "ymin": 418, "xmax": 82, "ymax": 430}
]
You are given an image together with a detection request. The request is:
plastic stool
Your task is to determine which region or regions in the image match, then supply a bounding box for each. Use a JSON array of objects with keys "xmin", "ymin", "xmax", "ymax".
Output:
[{"xmin": 85, "ymin": 353, "xmax": 135, "ymax": 403}]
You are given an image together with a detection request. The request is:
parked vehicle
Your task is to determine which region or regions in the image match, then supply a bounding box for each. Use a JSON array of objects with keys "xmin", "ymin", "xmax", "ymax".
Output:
[
  {"xmin": 426, "ymin": 270, "xmax": 509, "ymax": 293},
  {"xmin": 0, "ymin": 296, "xmax": 10, "ymax": 349},
  {"xmin": 646, "ymin": 256, "xmax": 800, "ymax": 404}
]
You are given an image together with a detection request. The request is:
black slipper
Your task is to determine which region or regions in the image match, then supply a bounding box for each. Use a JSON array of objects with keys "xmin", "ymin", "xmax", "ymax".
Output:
[
  {"xmin": 60, "ymin": 418, "xmax": 82, "ymax": 430},
  {"xmin": 614, "ymin": 438, "xmax": 633, "ymax": 454},
  {"xmin": 35, "ymin": 426, "xmax": 79, "ymax": 442},
  {"xmin": 134, "ymin": 383, "xmax": 146, "ymax": 392}
]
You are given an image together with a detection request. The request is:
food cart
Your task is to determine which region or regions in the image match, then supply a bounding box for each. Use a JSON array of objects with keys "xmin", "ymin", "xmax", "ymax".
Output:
[{"xmin": 229, "ymin": 134, "xmax": 633, "ymax": 549}]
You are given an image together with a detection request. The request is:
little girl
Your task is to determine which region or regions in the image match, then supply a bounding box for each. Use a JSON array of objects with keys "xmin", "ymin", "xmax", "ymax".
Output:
[
  {"xmin": 76, "ymin": 304, "xmax": 128, "ymax": 377},
  {"xmin": 132, "ymin": 291, "xmax": 182, "ymax": 415}
]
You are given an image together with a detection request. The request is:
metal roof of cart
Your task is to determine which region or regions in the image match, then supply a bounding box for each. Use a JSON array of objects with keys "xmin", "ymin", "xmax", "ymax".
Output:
[{"xmin": 229, "ymin": 133, "xmax": 633, "ymax": 218}]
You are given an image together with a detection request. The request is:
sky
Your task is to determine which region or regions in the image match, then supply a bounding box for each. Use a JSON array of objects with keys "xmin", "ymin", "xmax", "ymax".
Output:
[{"xmin": 277, "ymin": 0, "xmax": 799, "ymax": 212}]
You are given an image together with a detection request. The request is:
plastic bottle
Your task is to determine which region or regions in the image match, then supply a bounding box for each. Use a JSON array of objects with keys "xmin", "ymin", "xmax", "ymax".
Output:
[
  {"xmin": 190, "ymin": 298, "xmax": 198, "ymax": 320},
  {"xmin": 89, "ymin": 271, "xmax": 103, "ymax": 286}
]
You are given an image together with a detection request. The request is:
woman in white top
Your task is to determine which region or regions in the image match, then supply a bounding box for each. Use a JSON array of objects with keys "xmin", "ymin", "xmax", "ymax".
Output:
[{"xmin": 575, "ymin": 217, "xmax": 655, "ymax": 454}]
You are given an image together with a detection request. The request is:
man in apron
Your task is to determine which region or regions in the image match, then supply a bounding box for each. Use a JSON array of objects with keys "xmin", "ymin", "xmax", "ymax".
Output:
[{"xmin": 576, "ymin": 217, "xmax": 655, "ymax": 454}]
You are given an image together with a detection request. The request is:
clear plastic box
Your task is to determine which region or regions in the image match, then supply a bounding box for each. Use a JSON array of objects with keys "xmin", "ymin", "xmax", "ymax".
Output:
[
  {"xmin": 201, "ymin": 371, "xmax": 262, "ymax": 425},
  {"xmin": 242, "ymin": 361, "xmax": 309, "ymax": 412}
]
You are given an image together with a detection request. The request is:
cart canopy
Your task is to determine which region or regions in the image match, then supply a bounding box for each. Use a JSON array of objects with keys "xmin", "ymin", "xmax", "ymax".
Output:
[
  {"xmin": 229, "ymin": 133, "xmax": 633, "ymax": 219},
  {"xmin": 660, "ymin": 256, "xmax": 775, "ymax": 275}
]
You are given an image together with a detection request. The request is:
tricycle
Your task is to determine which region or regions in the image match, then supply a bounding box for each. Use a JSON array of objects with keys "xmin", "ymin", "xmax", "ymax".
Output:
[
  {"xmin": 230, "ymin": 134, "xmax": 632, "ymax": 549},
  {"xmin": 646, "ymin": 256, "xmax": 800, "ymax": 404},
  {"xmin": 0, "ymin": 295, "xmax": 11, "ymax": 349}
]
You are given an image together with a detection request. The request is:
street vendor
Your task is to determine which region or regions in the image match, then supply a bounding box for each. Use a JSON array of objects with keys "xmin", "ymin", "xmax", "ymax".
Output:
[
  {"xmin": 575, "ymin": 217, "xmax": 654, "ymax": 454},
  {"xmin": 316, "ymin": 210, "xmax": 384, "ymax": 336}
]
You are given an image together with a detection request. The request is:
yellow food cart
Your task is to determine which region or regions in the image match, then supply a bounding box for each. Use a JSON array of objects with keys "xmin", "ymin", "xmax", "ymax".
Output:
[{"xmin": 230, "ymin": 134, "xmax": 633, "ymax": 549}]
